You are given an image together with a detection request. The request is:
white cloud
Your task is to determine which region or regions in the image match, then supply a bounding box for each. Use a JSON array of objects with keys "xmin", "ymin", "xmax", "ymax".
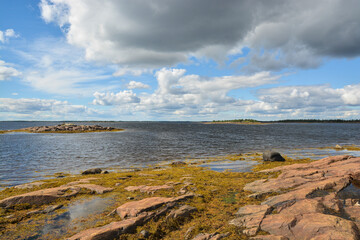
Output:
[
  {"xmin": 39, "ymin": 0, "xmax": 360, "ymax": 73},
  {"xmin": 0, "ymin": 98, "xmax": 98, "ymax": 120},
  {"xmin": 0, "ymin": 29, "xmax": 19, "ymax": 43},
  {"xmin": 127, "ymin": 81, "xmax": 150, "ymax": 89},
  {"xmin": 93, "ymin": 90, "xmax": 140, "ymax": 106},
  {"xmin": 93, "ymin": 68, "xmax": 279, "ymax": 116},
  {"xmin": 0, "ymin": 60, "xmax": 21, "ymax": 80},
  {"xmin": 341, "ymin": 84, "xmax": 360, "ymax": 106},
  {"xmin": 244, "ymin": 84, "xmax": 360, "ymax": 118}
]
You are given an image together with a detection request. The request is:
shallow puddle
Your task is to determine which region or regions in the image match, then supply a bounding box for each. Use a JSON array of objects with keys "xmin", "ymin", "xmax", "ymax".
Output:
[
  {"xmin": 6, "ymin": 196, "xmax": 115, "ymax": 240},
  {"xmin": 199, "ymin": 160, "xmax": 258, "ymax": 172},
  {"xmin": 337, "ymin": 183, "xmax": 360, "ymax": 200}
]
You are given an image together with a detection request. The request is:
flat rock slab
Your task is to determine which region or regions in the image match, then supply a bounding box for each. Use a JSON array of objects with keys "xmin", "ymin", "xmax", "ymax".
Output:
[
  {"xmin": 74, "ymin": 184, "xmax": 114, "ymax": 194},
  {"xmin": 124, "ymin": 185, "xmax": 173, "ymax": 194},
  {"xmin": 192, "ymin": 232, "xmax": 230, "ymax": 240},
  {"xmin": 261, "ymin": 213, "xmax": 359, "ymax": 240},
  {"xmin": 0, "ymin": 184, "xmax": 113, "ymax": 208},
  {"xmin": 230, "ymin": 204, "xmax": 272, "ymax": 236},
  {"xmin": 68, "ymin": 212, "xmax": 153, "ymax": 240},
  {"xmin": 230, "ymin": 155, "xmax": 360, "ymax": 239},
  {"xmin": 0, "ymin": 186, "xmax": 80, "ymax": 208},
  {"xmin": 14, "ymin": 181, "xmax": 44, "ymax": 189},
  {"xmin": 166, "ymin": 205, "xmax": 197, "ymax": 221},
  {"xmin": 116, "ymin": 194, "xmax": 195, "ymax": 219}
]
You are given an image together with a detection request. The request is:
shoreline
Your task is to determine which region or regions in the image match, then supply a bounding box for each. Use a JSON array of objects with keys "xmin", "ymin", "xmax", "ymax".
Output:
[{"xmin": 1, "ymin": 150, "xmax": 359, "ymax": 239}]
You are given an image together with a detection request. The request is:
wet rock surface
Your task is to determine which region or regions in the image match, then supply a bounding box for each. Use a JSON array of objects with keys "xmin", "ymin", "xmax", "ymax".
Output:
[
  {"xmin": 231, "ymin": 155, "xmax": 360, "ymax": 239},
  {"xmin": 69, "ymin": 194, "xmax": 196, "ymax": 240},
  {"xmin": 0, "ymin": 183, "xmax": 113, "ymax": 208},
  {"xmin": 15, "ymin": 124, "xmax": 122, "ymax": 133}
]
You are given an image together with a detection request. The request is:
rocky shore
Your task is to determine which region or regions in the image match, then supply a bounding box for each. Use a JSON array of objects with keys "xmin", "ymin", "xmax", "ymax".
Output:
[
  {"xmin": 0, "ymin": 154, "xmax": 359, "ymax": 239},
  {"xmin": 0, "ymin": 123, "xmax": 123, "ymax": 133}
]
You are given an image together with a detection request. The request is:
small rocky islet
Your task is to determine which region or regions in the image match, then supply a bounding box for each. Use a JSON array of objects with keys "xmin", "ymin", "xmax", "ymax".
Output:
[
  {"xmin": 0, "ymin": 153, "xmax": 359, "ymax": 239},
  {"xmin": 0, "ymin": 123, "xmax": 123, "ymax": 134}
]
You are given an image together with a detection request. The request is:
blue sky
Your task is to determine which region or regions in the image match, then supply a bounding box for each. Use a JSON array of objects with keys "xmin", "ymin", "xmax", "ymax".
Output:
[{"xmin": 1, "ymin": 0, "xmax": 359, "ymax": 121}]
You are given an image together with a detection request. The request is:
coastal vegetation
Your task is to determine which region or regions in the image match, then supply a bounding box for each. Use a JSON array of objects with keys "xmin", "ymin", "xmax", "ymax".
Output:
[{"xmin": 0, "ymin": 153, "xmax": 313, "ymax": 239}]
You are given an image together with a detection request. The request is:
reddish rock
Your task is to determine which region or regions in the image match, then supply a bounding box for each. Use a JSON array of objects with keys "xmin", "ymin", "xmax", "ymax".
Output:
[
  {"xmin": 14, "ymin": 181, "xmax": 44, "ymax": 189},
  {"xmin": 230, "ymin": 204, "xmax": 272, "ymax": 236},
  {"xmin": 74, "ymin": 184, "xmax": 114, "ymax": 194},
  {"xmin": 250, "ymin": 235, "xmax": 288, "ymax": 240},
  {"xmin": 124, "ymin": 185, "xmax": 173, "ymax": 194},
  {"xmin": 0, "ymin": 183, "xmax": 113, "ymax": 208},
  {"xmin": 0, "ymin": 186, "xmax": 80, "ymax": 208},
  {"xmin": 116, "ymin": 194, "xmax": 195, "ymax": 219},
  {"xmin": 166, "ymin": 205, "xmax": 197, "ymax": 221},
  {"xmin": 68, "ymin": 212, "xmax": 153, "ymax": 240},
  {"xmin": 235, "ymin": 155, "xmax": 360, "ymax": 239},
  {"xmin": 192, "ymin": 232, "xmax": 230, "ymax": 240}
]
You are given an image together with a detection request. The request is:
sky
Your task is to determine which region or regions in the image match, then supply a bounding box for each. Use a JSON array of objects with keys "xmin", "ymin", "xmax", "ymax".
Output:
[{"xmin": 0, "ymin": 0, "xmax": 359, "ymax": 121}]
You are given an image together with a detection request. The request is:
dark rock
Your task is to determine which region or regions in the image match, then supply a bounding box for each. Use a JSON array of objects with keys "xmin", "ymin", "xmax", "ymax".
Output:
[
  {"xmin": 102, "ymin": 170, "xmax": 109, "ymax": 174},
  {"xmin": 171, "ymin": 161, "xmax": 187, "ymax": 166},
  {"xmin": 82, "ymin": 168, "xmax": 102, "ymax": 175},
  {"xmin": 263, "ymin": 151, "xmax": 285, "ymax": 162}
]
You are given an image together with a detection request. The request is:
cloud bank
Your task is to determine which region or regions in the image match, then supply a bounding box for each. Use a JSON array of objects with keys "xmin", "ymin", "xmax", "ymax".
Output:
[{"xmin": 40, "ymin": 0, "xmax": 360, "ymax": 72}]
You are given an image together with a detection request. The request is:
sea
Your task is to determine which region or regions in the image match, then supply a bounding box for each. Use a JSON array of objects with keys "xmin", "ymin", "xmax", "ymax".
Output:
[{"xmin": 1, "ymin": 121, "xmax": 360, "ymax": 187}]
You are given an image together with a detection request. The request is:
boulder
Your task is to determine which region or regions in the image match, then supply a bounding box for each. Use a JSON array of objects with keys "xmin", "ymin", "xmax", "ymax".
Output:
[
  {"xmin": 82, "ymin": 168, "xmax": 102, "ymax": 175},
  {"xmin": 263, "ymin": 151, "xmax": 285, "ymax": 162}
]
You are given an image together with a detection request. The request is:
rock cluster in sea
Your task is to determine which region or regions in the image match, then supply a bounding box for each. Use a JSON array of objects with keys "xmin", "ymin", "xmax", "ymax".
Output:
[
  {"xmin": 20, "ymin": 124, "xmax": 117, "ymax": 133},
  {"xmin": 230, "ymin": 155, "xmax": 360, "ymax": 239}
]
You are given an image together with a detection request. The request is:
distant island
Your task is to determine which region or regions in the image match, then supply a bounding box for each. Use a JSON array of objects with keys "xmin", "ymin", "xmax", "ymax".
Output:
[
  {"xmin": 205, "ymin": 118, "xmax": 360, "ymax": 125},
  {"xmin": 0, "ymin": 123, "xmax": 124, "ymax": 134}
]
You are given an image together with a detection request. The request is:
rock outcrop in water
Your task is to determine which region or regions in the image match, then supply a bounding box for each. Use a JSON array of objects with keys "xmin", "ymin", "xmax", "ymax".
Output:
[
  {"xmin": 262, "ymin": 151, "xmax": 285, "ymax": 162},
  {"xmin": 5, "ymin": 123, "xmax": 123, "ymax": 133},
  {"xmin": 230, "ymin": 155, "xmax": 360, "ymax": 239}
]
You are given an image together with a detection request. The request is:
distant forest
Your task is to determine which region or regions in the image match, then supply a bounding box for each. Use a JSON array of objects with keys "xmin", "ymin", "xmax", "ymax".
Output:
[{"xmin": 212, "ymin": 119, "xmax": 360, "ymax": 123}]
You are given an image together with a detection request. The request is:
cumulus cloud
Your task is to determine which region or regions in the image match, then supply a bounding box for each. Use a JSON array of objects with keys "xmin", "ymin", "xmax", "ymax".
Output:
[
  {"xmin": 0, "ymin": 98, "xmax": 98, "ymax": 120},
  {"xmin": 245, "ymin": 84, "xmax": 360, "ymax": 118},
  {"xmin": 93, "ymin": 90, "xmax": 140, "ymax": 105},
  {"xmin": 93, "ymin": 68, "xmax": 279, "ymax": 116},
  {"xmin": 0, "ymin": 60, "xmax": 21, "ymax": 80},
  {"xmin": 0, "ymin": 29, "xmax": 19, "ymax": 43},
  {"xmin": 127, "ymin": 81, "xmax": 150, "ymax": 89},
  {"xmin": 40, "ymin": 0, "xmax": 360, "ymax": 73}
]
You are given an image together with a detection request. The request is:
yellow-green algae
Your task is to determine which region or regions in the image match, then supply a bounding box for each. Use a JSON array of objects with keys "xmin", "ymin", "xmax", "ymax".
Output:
[{"xmin": 0, "ymin": 154, "xmax": 321, "ymax": 240}]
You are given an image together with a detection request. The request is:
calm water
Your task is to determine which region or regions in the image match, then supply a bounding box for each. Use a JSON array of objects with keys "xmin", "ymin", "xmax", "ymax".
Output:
[{"xmin": 1, "ymin": 121, "xmax": 360, "ymax": 186}]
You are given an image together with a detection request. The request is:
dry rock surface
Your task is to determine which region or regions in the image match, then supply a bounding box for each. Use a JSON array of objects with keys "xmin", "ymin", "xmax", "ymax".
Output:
[
  {"xmin": 231, "ymin": 155, "xmax": 360, "ymax": 239},
  {"xmin": 124, "ymin": 184, "xmax": 173, "ymax": 194}
]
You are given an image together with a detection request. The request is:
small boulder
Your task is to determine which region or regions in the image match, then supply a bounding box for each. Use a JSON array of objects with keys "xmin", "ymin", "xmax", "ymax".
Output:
[
  {"xmin": 171, "ymin": 161, "xmax": 187, "ymax": 166},
  {"xmin": 263, "ymin": 151, "xmax": 285, "ymax": 162},
  {"xmin": 82, "ymin": 168, "xmax": 102, "ymax": 175}
]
